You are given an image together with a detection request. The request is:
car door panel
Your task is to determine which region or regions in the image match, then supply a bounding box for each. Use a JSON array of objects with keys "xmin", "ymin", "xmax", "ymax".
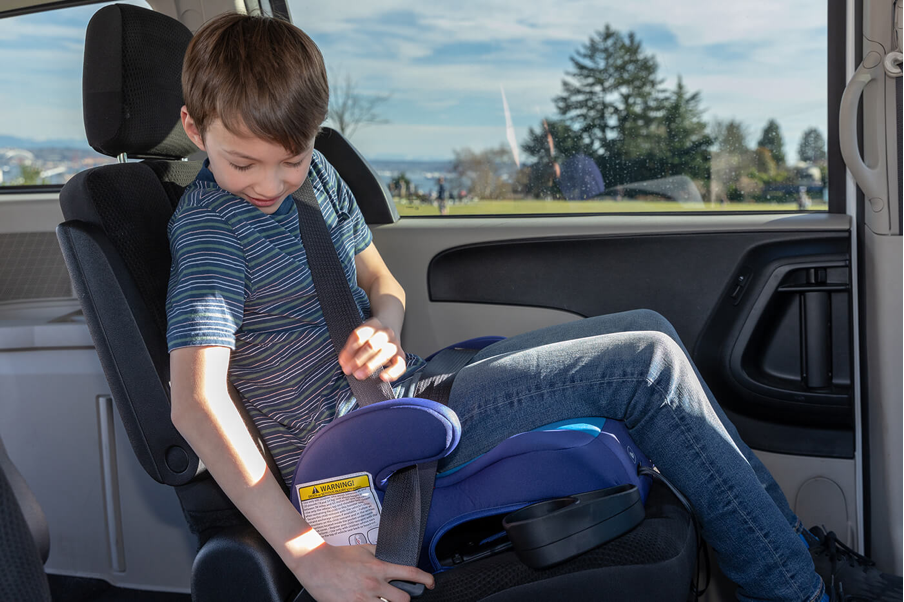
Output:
[{"xmin": 373, "ymin": 211, "xmax": 859, "ymax": 564}]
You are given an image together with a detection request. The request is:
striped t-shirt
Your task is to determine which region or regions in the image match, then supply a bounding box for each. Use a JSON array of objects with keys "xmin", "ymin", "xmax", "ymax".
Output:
[{"xmin": 165, "ymin": 151, "xmax": 423, "ymax": 485}]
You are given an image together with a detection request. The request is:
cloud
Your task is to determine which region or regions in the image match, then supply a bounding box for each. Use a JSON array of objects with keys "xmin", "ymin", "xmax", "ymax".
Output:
[
  {"xmin": 0, "ymin": 0, "xmax": 829, "ymax": 163},
  {"xmin": 0, "ymin": 21, "xmax": 84, "ymax": 42},
  {"xmin": 289, "ymin": 0, "xmax": 829, "ymax": 161},
  {"xmin": 633, "ymin": 23, "xmax": 679, "ymax": 51},
  {"xmin": 340, "ymin": 123, "xmax": 514, "ymax": 161}
]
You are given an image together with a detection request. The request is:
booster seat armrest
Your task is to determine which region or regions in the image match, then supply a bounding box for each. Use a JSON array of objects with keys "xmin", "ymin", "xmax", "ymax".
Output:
[
  {"xmin": 192, "ymin": 524, "xmax": 299, "ymax": 602},
  {"xmin": 290, "ymin": 399, "xmax": 460, "ymax": 508},
  {"xmin": 424, "ymin": 336, "xmax": 505, "ymax": 361}
]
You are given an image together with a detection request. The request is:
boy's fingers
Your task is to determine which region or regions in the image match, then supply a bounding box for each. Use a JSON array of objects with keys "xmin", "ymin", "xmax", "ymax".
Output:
[
  {"xmin": 361, "ymin": 330, "xmax": 391, "ymax": 355},
  {"xmin": 380, "ymin": 356, "xmax": 407, "ymax": 381},
  {"xmin": 354, "ymin": 345, "xmax": 398, "ymax": 379},
  {"xmin": 338, "ymin": 336, "xmax": 364, "ymax": 372},
  {"xmin": 349, "ymin": 331, "xmax": 389, "ymax": 366},
  {"xmin": 339, "ymin": 325, "xmax": 378, "ymax": 366},
  {"xmin": 353, "ymin": 325, "xmax": 376, "ymax": 345},
  {"xmin": 377, "ymin": 584, "xmax": 410, "ymax": 602},
  {"xmin": 389, "ymin": 564, "xmax": 434, "ymax": 589}
]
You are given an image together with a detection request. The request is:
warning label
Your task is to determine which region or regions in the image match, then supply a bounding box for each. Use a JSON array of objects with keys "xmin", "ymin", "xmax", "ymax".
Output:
[{"xmin": 296, "ymin": 472, "xmax": 381, "ymax": 547}]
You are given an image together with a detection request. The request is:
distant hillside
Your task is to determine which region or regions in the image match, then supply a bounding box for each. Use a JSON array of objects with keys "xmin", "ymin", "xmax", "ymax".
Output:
[{"xmin": 0, "ymin": 134, "xmax": 92, "ymax": 150}]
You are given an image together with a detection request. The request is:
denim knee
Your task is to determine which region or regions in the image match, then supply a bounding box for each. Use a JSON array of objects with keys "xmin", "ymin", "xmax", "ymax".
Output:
[
  {"xmin": 631, "ymin": 330, "xmax": 700, "ymax": 403},
  {"xmin": 622, "ymin": 309, "xmax": 679, "ymax": 340}
]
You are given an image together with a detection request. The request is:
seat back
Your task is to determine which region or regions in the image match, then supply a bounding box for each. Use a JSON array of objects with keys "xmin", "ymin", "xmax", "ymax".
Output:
[{"xmin": 60, "ymin": 2, "xmax": 205, "ymax": 488}]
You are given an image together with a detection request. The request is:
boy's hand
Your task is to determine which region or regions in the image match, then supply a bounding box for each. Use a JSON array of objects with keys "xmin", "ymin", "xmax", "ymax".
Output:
[
  {"xmin": 293, "ymin": 542, "xmax": 435, "ymax": 602},
  {"xmin": 338, "ymin": 318, "xmax": 408, "ymax": 382}
]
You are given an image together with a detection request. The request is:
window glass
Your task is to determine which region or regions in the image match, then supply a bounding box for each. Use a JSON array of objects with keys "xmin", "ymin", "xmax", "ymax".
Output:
[
  {"xmin": 0, "ymin": 1, "xmax": 150, "ymax": 188},
  {"xmin": 289, "ymin": 1, "xmax": 829, "ymax": 215}
]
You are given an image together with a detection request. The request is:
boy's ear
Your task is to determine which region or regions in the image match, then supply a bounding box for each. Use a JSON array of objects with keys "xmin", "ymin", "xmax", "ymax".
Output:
[{"xmin": 181, "ymin": 106, "xmax": 206, "ymax": 151}]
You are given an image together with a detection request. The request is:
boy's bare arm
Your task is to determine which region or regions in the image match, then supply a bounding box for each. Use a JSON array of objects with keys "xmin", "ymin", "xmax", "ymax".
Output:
[
  {"xmin": 169, "ymin": 346, "xmax": 320, "ymax": 558},
  {"xmin": 340, "ymin": 243, "xmax": 409, "ymax": 381},
  {"xmin": 169, "ymin": 346, "xmax": 434, "ymax": 601},
  {"xmin": 356, "ymin": 242, "xmax": 406, "ymax": 335}
]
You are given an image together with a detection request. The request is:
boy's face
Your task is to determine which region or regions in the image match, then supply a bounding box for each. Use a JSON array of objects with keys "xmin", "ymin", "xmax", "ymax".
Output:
[{"xmin": 181, "ymin": 108, "xmax": 313, "ymax": 215}]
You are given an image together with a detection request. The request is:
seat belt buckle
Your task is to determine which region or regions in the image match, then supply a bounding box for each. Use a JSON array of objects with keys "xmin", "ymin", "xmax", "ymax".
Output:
[{"xmin": 389, "ymin": 580, "xmax": 425, "ymax": 598}]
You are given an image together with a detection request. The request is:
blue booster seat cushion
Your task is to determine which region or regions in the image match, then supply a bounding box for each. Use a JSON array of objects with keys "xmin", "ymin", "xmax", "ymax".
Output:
[{"xmin": 291, "ymin": 398, "xmax": 651, "ymax": 572}]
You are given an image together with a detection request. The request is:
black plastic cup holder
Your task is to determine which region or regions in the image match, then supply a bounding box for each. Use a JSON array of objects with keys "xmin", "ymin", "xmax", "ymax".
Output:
[
  {"xmin": 505, "ymin": 497, "xmax": 576, "ymax": 522},
  {"xmin": 502, "ymin": 483, "xmax": 644, "ymax": 569}
]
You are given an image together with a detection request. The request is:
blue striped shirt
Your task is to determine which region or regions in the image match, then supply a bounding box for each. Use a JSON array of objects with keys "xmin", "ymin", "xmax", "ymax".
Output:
[{"xmin": 166, "ymin": 151, "xmax": 423, "ymax": 485}]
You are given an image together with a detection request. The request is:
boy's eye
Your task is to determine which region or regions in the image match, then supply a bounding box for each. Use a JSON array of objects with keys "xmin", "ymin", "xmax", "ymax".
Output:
[
  {"xmin": 230, "ymin": 163, "xmax": 252, "ymax": 172},
  {"xmin": 286, "ymin": 160, "xmax": 305, "ymax": 168}
]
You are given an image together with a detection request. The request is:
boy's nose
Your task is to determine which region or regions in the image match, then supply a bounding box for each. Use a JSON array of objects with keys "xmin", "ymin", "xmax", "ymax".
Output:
[{"xmin": 256, "ymin": 175, "xmax": 284, "ymax": 198}]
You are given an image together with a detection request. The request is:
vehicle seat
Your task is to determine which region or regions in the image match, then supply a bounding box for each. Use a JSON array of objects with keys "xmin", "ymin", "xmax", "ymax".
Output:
[
  {"xmin": 0, "ymin": 433, "xmax": 51, "ymax": 602},
  {"xmin": 57, "ymin": 5, "xmax": 698, "ymax": 601}
]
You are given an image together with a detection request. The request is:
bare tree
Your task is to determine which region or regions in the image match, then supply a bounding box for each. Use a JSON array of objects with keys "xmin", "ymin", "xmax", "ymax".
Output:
[{"xmin": 328, "ymin": 72, "xmax": 391, "ymax": 139}]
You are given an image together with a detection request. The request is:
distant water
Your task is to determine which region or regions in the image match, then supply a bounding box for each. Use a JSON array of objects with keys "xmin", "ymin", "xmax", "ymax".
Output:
[{"xmin": 370, "ymin": 159, "xmax": 453, "ymax": 195}]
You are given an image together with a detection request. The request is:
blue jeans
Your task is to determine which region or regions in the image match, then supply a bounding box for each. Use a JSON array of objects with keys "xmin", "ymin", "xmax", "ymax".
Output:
[{"xmin": 429, "ymin": 309, "xmax": 823, "ymax": 602}]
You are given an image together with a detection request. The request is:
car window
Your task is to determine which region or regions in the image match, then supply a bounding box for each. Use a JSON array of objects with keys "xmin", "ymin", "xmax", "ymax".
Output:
[
  {"xmin": 289, "ymin": 0, "xmax": 830, "ymax": 216},
  {"xmin": 0, "ymin": 1, "xmax": 150, "ymax": 190}
]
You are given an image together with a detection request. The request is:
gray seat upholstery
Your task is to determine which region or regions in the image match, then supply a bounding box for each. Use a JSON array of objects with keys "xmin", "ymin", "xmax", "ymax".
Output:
[{"xmin": 0, "ymin": 434, "xmax": 52, "ymax": 602}]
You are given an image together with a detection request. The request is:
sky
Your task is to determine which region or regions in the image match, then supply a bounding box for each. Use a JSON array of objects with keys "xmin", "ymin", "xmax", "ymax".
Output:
[{"xmin": 0, "ymin": 0, "xmax": 828, "ymax": 162}]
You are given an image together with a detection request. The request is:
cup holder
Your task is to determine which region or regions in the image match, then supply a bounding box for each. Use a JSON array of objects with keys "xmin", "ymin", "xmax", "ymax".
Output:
[{"xmin": 502, "ymin": 483, "xmax": 644, "ymax": 568}]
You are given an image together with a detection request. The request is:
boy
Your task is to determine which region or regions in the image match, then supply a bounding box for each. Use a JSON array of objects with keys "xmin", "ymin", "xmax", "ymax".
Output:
[
  {"xmin": 167, "ymin": 13, "xmax": 432, "ymax": 602},
  {"xmin": 166, "ymin": 12, "xmax": 900, "ymax": 602}
]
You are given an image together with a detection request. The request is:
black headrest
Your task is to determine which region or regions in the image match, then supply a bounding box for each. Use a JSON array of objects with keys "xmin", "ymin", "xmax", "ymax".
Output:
[{"xmin": 83, "ymin": 4, "xmax": 197, "ymax": 159}]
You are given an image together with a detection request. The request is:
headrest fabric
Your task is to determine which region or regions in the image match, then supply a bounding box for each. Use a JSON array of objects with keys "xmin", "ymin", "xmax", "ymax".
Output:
[{"xmin": 83, "ymin": 4, "xmax": 197, "ymax": 159}]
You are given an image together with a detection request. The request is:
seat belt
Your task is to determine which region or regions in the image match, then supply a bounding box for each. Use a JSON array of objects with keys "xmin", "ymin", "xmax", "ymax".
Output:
[
  {"xmin": 292, "ymin": 179, "xmax": 432, "ymax": 598},
  {"xmin": 412, "ymin": 347, "xmax": 480, "ymax": 404}
]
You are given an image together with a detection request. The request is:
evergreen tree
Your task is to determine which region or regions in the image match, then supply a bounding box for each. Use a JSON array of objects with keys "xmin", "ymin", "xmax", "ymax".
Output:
[
  {"xmin": 710, "ymin": 119, "xmax": 753, "ymax": 200},
  {"xmin": 657, "ymin": 77, "xmax": 712, "ymax": 182},
  {"xmin": 522, "ymin": 25, "xmax": 716, "ymax": 197},
  {"xmin": 757, "ymin": 119, "xmax": 786, "ymax": 166},
  {"xmin": 712, "ymin": 119, "xmax": 749, "ymax": 153},
  {"xmin": 553, "ymin": 25, "xmax": 665, "ymax": 185},
  {"xmin": 797, "ymin": 127, "xmax": 827, "ymax": 163}
]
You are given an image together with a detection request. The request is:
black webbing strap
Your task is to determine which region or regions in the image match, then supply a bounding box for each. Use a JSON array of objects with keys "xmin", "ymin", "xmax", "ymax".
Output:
[
  {"xmin": 292, "ymin": 179, "xmax": 394, "ymax": 407},
  {"xmin": 373, "ymin": 460, "xmax": 437, "ymax": 565},
  {"xmin": 292, "ymin": 179, "xmax": 429, "ymax": 598},
  {"xmin": 413, "ymin": 347, "xmax": 480, "ymax": 404}
]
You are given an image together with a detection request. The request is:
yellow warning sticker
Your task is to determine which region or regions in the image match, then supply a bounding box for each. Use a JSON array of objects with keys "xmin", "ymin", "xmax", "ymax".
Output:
[
  {"xmin": 297, "ymin": 474, "xmax": 372, "ymax": 501},
  {"xmin": 295, "ymin": 471, "xmax": 382, "ymax": 547}
]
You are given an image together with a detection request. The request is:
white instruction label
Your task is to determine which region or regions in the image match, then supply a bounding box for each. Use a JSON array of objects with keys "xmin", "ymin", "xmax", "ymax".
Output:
[{"xmin": 295, "ymin": 472, "xmax": 382, "ymax": 546}]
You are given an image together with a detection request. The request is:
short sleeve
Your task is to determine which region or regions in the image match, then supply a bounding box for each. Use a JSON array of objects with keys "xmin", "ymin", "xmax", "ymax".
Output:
[
  {"xmin": 165, "ymin": 206, "xmax": 247, "ymax": 352},
  {"xmin": 336, "ymin": 175, "xmax": 373, "ymax": 255}
]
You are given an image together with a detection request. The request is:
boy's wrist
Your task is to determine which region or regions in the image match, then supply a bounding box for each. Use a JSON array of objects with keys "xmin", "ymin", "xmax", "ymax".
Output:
[{"xmin": 282, "ymin": 527, "xmax": 326, "ymax": 559}]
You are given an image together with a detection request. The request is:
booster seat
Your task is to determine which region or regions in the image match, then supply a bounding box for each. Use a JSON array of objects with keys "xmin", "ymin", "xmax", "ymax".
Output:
[
  {"xmin": 292, "ymin": 401, "xmax": 652, "ymax": 573},
  {"xmin": 57, "ymin": 4, "xmax": 699, "ymax": 601}
]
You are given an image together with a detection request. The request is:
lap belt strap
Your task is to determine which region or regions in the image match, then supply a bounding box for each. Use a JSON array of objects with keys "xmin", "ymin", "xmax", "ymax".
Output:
[
  {"xmin": 293, "ymin": 180, "xmax": 429, "ymax": 598},
  {"xmin": 413, "ymin": 347, "xmax": 480, "ymax": 405}
]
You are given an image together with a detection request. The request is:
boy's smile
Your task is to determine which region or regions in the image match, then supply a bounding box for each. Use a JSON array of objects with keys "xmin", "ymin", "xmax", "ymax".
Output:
[{"xmin": 181, "ymin": 108, "xmax": 314, "ymax": 214}]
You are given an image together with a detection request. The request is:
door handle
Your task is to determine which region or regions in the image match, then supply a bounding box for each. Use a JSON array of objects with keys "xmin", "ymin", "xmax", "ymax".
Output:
[{"xmin": 839, "ymin": 51, "xmax": 896, "ymax": 234}]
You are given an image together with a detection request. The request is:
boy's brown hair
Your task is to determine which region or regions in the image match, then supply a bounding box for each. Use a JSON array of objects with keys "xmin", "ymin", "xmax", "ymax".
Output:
[{"xmin": 182, "ymin": 13, "xmax": 328, "ymax": 155}]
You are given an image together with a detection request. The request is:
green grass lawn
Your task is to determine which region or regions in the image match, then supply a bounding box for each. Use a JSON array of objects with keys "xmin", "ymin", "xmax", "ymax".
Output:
[{"xmin": 394, "ymin": 199, "xmax": 829, "ymax": 216}]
